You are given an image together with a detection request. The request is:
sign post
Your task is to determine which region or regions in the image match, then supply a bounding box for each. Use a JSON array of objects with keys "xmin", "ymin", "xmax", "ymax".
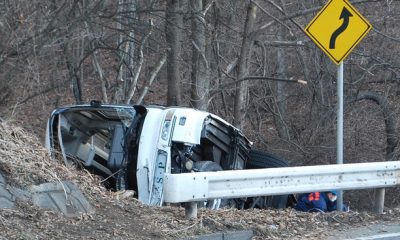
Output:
[
  {"xmin": 337, "ymin": 62, "xmax": 344, "ymax": 211},
  {"xmin": 304, "ymin": 0, "xmax": 371, "ymax": 211}
]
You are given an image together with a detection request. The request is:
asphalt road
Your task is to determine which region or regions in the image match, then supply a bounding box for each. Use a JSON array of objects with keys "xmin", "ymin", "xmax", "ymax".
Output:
[{"xmin": 327, "ymin": 223, "xmax": 400, "ymax": 240}]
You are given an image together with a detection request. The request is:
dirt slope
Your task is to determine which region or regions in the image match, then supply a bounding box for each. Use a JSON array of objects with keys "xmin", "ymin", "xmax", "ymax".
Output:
[{"xmin": 0, "ymin": 120, "xmax": 399, "ymax": 239}]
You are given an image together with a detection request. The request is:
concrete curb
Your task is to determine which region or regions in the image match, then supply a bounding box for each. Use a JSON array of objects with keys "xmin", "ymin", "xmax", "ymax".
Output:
[
  {"xmin": 183, "ymin": 230, "xmax": 253, "ymax": 240},
  {"xmin": 0, "ymin": 172, "xmax": 94, "ymax": 217},
  {"xmin": 30, "ymin": 181, "xmax": 94, "ymax": 217},
  {"xmin": 0, "ymin": 180, "xmax": 15, "ymax": 209}
]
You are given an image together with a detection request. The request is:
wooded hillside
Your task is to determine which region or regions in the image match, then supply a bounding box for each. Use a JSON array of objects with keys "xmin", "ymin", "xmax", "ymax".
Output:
[{"xmin": 0, "ymin": 0, "xmax": 399, "ymax": 208}]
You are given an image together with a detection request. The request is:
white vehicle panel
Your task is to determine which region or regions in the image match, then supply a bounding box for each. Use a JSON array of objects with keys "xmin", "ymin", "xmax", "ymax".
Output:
[
  {"xmin": 136, "ymin": 108, "xmax": 164, "ymax": 205},
  {"xmin": 171, "ymin": 109, "xmax": 209, "ymax": 145}
]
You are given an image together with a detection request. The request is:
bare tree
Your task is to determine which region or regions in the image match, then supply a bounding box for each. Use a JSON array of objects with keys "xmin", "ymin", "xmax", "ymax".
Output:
[
  {"xmin": 348, "ymin": 90, "xmax": 398, "ymax": 213},
  {"xmin": 63, "ymin": 2, "xmax": 85, "ymax": 104},
  {"xmin": 136, "ymin": 52, "xmax": 168, "ymax": 104},
  {"xmin": 233, "ymin": 1, "xmax": 257, "ymax": 128},
  {"xmin": 189, "ymin": 0, "xmax": 210, "ymax": 110},
  {"xmin": 165, "ymin": 0, "xmax": 183, "ymax": 106},
  {"xmin": 274, "ymin": 24, "xmax": 290, "ymax": 140}
]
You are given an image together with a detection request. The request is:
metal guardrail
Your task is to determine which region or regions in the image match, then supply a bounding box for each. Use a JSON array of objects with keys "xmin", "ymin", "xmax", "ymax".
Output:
[{"xmin": 163, "ymin": 161, "xmax": 400, "ymax": 203}]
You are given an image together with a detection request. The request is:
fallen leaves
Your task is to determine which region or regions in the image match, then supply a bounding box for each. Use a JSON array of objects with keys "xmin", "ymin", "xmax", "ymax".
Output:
[{"xmin": 0, "ymin": 120, "xmax": 400, "ymax": 239}]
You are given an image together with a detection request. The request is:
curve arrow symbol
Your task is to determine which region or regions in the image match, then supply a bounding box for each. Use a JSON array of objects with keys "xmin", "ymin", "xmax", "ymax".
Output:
[{"xmin": 329, "ymin": 7, "xmax": 353, "ymax": 49}]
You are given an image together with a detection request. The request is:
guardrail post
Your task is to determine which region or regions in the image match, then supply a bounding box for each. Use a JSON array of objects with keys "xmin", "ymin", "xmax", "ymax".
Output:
[
  {"xmin": 374, "ymin": 188, "xmax": 385, "ymax": 214},
  {"xmin": 185, "ymin": 202, "xmax": 197, "ymax": 219}
]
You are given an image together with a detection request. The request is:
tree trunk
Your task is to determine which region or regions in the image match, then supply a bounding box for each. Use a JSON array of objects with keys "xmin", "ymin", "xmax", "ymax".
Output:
[
  {"xmin": 348, "ymin": 91, "xmax": 398, "ymax": 214},
  {"xmin": 136, "ymin": 52, "xmax": 168, "ymax": 104},
  {"xmin": 64, "ymin": 39, "xmax": 83, "ymax": 104},
  {"xmin": 81, "ymin": 1, "xmax": 109, "ymax": 104},
  {"xmin": 125, "ymin": 21, "xmax": 153, "ymax": 104},
  {"xmin": 166, "ymin": 0, "xmax": 183, "ymax": 106},
  {"xmin": 350, "ymin": 91, "xmax": 398, "ymax": 161},
  {"xmin": 233, "ymin": 1, "xmax": 257, "ymax": 128},
  {"xmin": 190, "ymin": 0, "xmax": 209, "ymax": 110},
  {"xmin": 274, "ymin": 25, "xmax": 290, "ymax": 140},
  {"xmin": 114, "ymin": 0, "xmax": 136, "ymax": 103}
]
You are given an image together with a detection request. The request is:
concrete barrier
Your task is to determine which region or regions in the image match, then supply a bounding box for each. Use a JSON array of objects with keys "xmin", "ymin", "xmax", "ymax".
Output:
[{"xmin": 0, "ymin": 172, "xmax": 94, "ymax": 217}]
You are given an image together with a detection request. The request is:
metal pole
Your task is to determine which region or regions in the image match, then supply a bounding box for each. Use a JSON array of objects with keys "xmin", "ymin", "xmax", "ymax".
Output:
[
  {"xmin": 185, "ymin": 202, "xmax": 198, "ymax": 219},
  {"xmin": 337, "ymin": 62, "xmax": 344, "ymax": 211},
  {"xmin": 374, "ymin": 188, "xmax": 385, "ymax": 213}
]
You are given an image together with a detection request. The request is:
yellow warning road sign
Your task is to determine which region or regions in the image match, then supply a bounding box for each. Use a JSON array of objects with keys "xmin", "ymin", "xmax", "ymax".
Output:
[{"xmin": 305, "ymin": 0, "xmax": 372, "ymax": 64}]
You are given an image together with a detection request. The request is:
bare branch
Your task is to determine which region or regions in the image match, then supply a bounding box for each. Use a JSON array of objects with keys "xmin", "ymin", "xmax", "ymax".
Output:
[
  {"xmin": 373, "ymin": 28, "xmax": 400, "ymax": 43},
  {"xmin": 191, "ymin": 40, "xmax": 209, "ymax": 69},
  {"xmin": 210, "ymin": 76, "xmax": 306, "ymax": 97},
  {"xmin": 125, "ymin": 19, "xmax": 154, "ymax": 104},
  {"xmin": 136, "ymin": 52, "xmax": 168, "ymax": 105},
  {"xmin": 251, "ymin": 0, "xmax": 294, "ymax": 36},
  {"xmin": 202, "ymin": 0, "xmax": 216, "ymax": 15}
]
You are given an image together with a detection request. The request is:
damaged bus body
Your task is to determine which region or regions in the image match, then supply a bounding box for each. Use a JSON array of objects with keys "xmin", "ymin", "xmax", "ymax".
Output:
[{"xmin": 46, "ymin": 102, "xmax": 288, "ymax": 209}]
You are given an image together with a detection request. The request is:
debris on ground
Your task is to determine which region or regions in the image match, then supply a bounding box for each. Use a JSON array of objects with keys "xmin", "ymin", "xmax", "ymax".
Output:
[{"xmin": 0, "ymin": 120, "xmax": 399, "ymax": 239}]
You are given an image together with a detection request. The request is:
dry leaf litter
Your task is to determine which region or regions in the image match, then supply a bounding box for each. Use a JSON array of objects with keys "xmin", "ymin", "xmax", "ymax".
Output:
[{"xmin": 0, "ymin": 120, "xmax": 399, "ymax": 239}]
